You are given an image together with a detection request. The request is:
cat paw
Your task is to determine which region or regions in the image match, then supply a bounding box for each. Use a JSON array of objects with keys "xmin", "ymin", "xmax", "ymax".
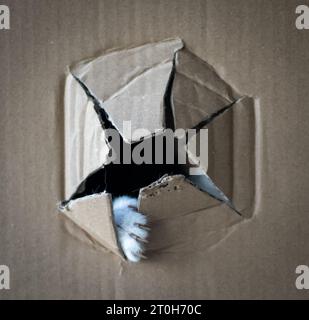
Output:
[{"xmin": 112, "ymin": 196, "xmax": 150, "ymax": 262}]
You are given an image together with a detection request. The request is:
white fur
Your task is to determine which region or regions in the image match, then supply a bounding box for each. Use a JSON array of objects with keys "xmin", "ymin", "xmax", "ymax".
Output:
[{"xmin": 112, "ymin": 196, "xmax": 149, "ymax": 262}]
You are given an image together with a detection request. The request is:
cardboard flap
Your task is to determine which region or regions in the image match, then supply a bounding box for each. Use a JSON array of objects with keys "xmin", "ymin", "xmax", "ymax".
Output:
[
  {"xmin": 64, "ymin": 74, "xmax": 110, "ymax": 199},
  {"xmin": 70, "ymin": 38, "xmax": 183, "ymax": 143},
  {"xmin": 60, "ymin": 193, "xmax": 124, "ymax": 259},
  {"xmin": 172, "ymin": 49, "xmax": 241, "ymax": 130},
  {"xmin": 71, "ymin": 38, "xmax": 183, "ymax": 102},
  {"xmin": 138, "ymin": 175, "xmax": 242, "ymax": 255},
  {"xmin": 231, "ymin": 97, "xmax": 257, "ymax": 217},
  {"xmin": 146, "ymin": 205, "xmax": 241, "ymax": 254},
  {"xmin": 138, "ymin": 175, "xmax": 217, "ymax": 221},
  {"xmin": 205, "ymin": 96, "xmax": 257, "ymax": 218},
  {"xmin": 102, "ymin": 61, "xmax": 173, "ymax": 142}
]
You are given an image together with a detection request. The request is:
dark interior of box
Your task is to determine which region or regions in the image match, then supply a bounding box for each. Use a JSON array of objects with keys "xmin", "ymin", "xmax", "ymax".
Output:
[{"xmin": 67, "ymin": 134, "xmax": 189, "ymax": 201}]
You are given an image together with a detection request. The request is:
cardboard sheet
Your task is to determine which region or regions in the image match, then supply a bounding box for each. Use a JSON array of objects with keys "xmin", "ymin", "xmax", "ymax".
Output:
[{"xmin": 1, "ymin": 0, "xmax": 308, "ymax": 300}]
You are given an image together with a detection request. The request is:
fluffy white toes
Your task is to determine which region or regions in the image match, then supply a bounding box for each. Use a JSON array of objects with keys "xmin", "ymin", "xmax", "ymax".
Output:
[{"xmin": 112, "ymin": 196, "xmax": 149, "ymax": 262}]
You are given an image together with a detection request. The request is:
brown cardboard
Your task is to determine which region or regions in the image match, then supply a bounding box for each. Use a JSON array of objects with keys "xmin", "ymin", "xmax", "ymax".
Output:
[
  {"xmin": 138, "ymin": 91, "xmax": 259, "ymax": 221},
  {"xmin": 1, "ymin": 0, "xmax": 309, "ymax": 299},
  {"xmin": 172, "ymin": 48, "xmax": 241, "ymax": 130},
  {"xmin": 62, "ymin": 39, "xmax": 257, "ymax": 258},
  {"xmin": 64, "ymin": 74, "xmax": 109, "ymax": 198},
  {"xmin": 138, "ymin": 174, "xmax": 216, "ymax": 221},
  {"xmin": 60, "ymin": 193, "xmax": 124, "ymax": 259},
  {"xmin": 70, "ymin": 38, "xmax": 183, "ymax": 143}
]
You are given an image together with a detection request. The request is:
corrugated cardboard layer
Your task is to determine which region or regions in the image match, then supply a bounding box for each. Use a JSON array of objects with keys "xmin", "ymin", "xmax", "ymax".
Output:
[{"xmin": 1, "ymin": 0, "xmax": 309, "ymax": 299}]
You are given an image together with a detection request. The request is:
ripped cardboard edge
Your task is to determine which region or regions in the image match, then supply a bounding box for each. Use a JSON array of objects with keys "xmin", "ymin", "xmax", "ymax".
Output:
[{"xmin": 60, "ymin": 38, "xmax": 260, "ymax": 259}]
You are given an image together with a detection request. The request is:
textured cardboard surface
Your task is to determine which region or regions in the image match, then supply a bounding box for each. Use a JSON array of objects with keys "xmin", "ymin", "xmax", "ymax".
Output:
[
  {"xmin": 60, "ymin": 193, "xmax": 124, "ymax": 259},
  {"xmin": 71, "ymin": 38, "xmax": 183, "ymax": 143},
  {"xmin": 63, "ymin": 39, "xmax": 256, "ymax": 254},
  {"xmin": 1, "ymin": 0, "xmax": 309, "ymax": 299},
  {"xmin": 62, "ymin": 39, "xmax": 256, "ymax": 256}
]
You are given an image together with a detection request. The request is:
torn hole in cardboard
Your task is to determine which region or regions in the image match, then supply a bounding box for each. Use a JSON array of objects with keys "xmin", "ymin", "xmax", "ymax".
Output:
[{"xmin": 58, "ymin": 38, "xmax": 259, "ymax": 261}]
